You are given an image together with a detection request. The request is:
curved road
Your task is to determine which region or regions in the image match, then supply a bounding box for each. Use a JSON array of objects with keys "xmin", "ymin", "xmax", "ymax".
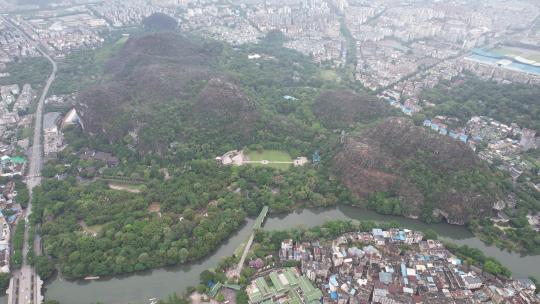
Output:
[
  {"xmin": 4, "ymin": 16, "xmax": 57, "ymax": 304},
  {"xmin": 19, "ymin": 45, "xmax": 56, "ymax": 304}
]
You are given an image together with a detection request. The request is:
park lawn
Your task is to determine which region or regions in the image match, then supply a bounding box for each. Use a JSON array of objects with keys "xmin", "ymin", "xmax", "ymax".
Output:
[
  {"xmin": 246, "ymin": 149, "xmax": 293, "ymax": 170},
  {"xmin": 21, "ymin": 127, "xmax": 33, "ymax": 139}
]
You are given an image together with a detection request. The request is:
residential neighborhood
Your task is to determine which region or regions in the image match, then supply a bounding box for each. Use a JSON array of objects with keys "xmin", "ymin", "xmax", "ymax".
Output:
[
  {"xmin": 239, "ymin": 228, "xmax": 540, "ymax": 303},
  {"xmin": 0, "ymin": 0, "xmax": 538, "ymax": 303}
]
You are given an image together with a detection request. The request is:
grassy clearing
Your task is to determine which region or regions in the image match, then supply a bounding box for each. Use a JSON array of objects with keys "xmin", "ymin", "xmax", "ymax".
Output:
[
  {"xmin": 246, "ymin": 150, "xmax": 292, "ymax": 161},
  {"xmin": 79, "ymin": 221, "xmax": 104, "ymax": 236},
  {"xmin": 148, "ymin": 202, "xmax": 161, "ymax": 213},
  {"xmin": 94, "ymin": 36, "xmax": 129, "ymax": 64},
  {"xmin": 20, "ymin": 127, "xmax": 33, "ymax": 139},
  {"xmin": 108, "ymin": 182, "xmax": 144, "ymax": 193},
  {"xmin": 245, "ymin": 149, "xmax": 293, "ymax": 170},
  {"xmin": 321, "ymin": 69, "xmax": 338, "ymax": 81},
  {"xmin": 50, "ymin": 35, "xmax": 129, "ymax": 95}
]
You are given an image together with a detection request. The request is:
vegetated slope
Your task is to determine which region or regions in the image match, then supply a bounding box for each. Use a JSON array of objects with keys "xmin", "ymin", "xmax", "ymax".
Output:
[
  {"xmin": 334, "ymin": 117, "xmax": 507, "ymax": 224},
  {"xmin": 313, "ymin": 90, "xmax": 395, "ymax": 129},
  {"xmin": 141, "ymin": 13, "xmax": 178, "ymax": 32},
  {"xmin": 193, "ymin": 78, "xmax": 257, "ymax": 139},
  {"xmin": 421, "ymin": 76, "xmax": 540, "ymax": 130},
  {"xmin": 77, "ymin": 33, "xmax": 257, "ymax": 154}
]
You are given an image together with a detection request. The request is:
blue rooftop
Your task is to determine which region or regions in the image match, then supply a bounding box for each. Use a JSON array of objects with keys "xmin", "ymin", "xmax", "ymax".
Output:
[
  {"xmin": 7, "ymin": 215, "xmax": 17, "ymax": 223},
  {"xmin": 379, "ymin": 272, "xmax": 393, "ymax": 284},
  {"xmin": 329, "ymin": 275, "xmax": 338, "ymax": 287},
  {"xmin": 372, "ymin": 228, "xmax": 384, "ymax": 236}
]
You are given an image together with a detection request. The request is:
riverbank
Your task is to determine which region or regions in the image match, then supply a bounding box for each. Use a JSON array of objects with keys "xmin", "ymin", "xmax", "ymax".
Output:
[{"xmin": 39, "ymin": 205, "xmax": 540, "ymax": 304}]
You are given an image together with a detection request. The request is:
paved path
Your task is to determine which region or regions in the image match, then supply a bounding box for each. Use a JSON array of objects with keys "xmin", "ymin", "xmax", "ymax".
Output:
[
  {"xmin": 233, "ymin": 206, "xmax": 268, "ymax": 277},
  {"xmin": 4, "ymin": 16, "xmax": 56, "ymax": 304},
  {"xmin": 234, "ymin": 234, "xmax": 255, "ymax": 276},
  {"xmin": 243, "ymin": 160, "xmax": 294, "ymax": 164}
]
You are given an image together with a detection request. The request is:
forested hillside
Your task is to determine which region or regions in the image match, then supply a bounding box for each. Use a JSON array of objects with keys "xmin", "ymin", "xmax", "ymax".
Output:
[
  {"xmin": 334, "ymin": 117, "xmax": 509, "ymax": 224},
  {"xmin": 30, "ymin": 29, "xmax": 530, "ymax": 279},
  {"xmin": 76, "ymin": 32, "xmax": 331, "ymax": 157},
  {"xmin": 31, "ymin": 31, "xmax": 358, "ymax": 278},
  {"xmin": 421, "ymin": 76, "xmax": 540, "ymax": 130},
  {"xmin": 313, "ymin": 90, "xmax": 396, "ymax": 130}
]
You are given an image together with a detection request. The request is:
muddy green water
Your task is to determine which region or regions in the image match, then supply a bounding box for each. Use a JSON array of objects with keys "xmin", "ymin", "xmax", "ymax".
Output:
[{"xmin": 6, "ymin": 206, "xmax": 539, "ymax": 304}]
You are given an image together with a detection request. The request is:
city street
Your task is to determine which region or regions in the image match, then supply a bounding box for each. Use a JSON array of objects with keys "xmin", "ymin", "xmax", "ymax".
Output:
[{"xmin": 3, "ymin": 16, "xmax": 57, "ymax": 304}]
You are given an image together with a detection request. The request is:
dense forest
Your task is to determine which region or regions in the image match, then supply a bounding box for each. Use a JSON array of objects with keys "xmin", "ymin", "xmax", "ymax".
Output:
[
  {"xmin": 72, "ymin": 31, "xmax": 338, "ymax": 158},
  {"xmin": 312, "ymin": 90, "xmax": 396, "ymax": 130},
  {"xmin": 28, "ymin": 24, "xmax": 540, "ymax": 282},
  {"xmin": 30, "ymin": 30, "xmax": 361, "ymax": 275},
  {"xmin": 0, "ymin": 273, "xmax": 9, "ymax": 294},
  {"xmin": 31, "ymin": 159, "xmax": 352, "ymax": 278},
  {"xmin": 418, "ymin": 75, "xmax": 540, "ymax": 253},
  {"xmin": 0, "ymin": 57, "xmax": 51, "ymax": 88},
  {"xmin": 11, "ymin": 219, "xmax": 25, "ymax": 269},
  {"xmin": 31, "ymin": 175, "xmax": 246, "ymax": 277},
  {"xmin": 421, "ymin": 76, "xmax": 540, "ymax": 130}
]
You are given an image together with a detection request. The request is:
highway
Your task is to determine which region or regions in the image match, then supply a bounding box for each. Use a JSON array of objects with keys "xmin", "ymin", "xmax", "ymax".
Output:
[{"xmin": 3, "ymin": 16, "xmax": 56, "ymax": 304}]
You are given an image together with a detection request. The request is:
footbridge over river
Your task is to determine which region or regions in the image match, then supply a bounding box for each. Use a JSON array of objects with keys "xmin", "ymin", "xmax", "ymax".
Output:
[{"xmin": 235, "ymin": 206, "xmax": 268, "ymax": 276}]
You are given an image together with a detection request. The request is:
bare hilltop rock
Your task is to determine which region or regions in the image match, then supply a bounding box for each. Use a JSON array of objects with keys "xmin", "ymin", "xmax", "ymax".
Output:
[
  {"xmin": 334, "ymin": 117, "xmax": 506, "ymax": 224},
  {"xmin": 76, "ymin": 33, "xmax": 257, "ymax": 154}
]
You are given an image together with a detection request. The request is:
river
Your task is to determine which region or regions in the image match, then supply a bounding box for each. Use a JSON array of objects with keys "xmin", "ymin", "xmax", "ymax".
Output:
[{"xmin": 3, "ymin": 205, "xmax": 539, "ymax": 304}]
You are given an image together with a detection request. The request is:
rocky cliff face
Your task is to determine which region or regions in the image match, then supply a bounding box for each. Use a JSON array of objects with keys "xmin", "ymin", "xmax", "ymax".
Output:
[{"xmin": 334, "ymin": 117, "xmax": 504, "ymax": 224}]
